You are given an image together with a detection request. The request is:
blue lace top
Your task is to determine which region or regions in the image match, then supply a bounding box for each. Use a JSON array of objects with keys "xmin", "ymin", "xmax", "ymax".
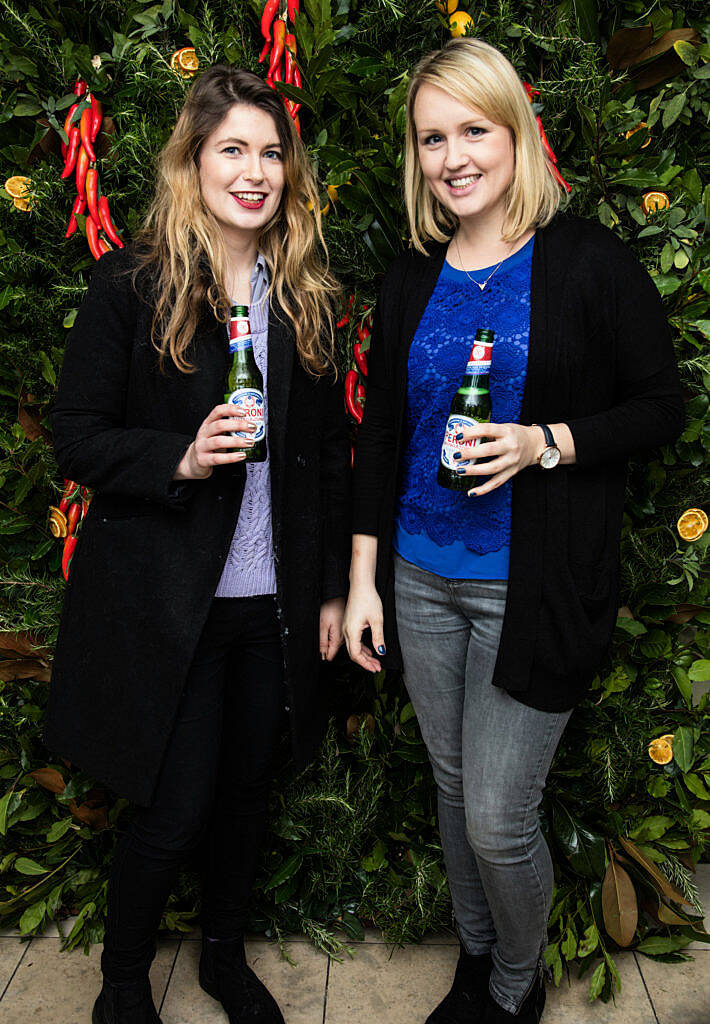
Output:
[{"xmin": 393, "ymin": 236, "xmax": 533, "ymax": 579}]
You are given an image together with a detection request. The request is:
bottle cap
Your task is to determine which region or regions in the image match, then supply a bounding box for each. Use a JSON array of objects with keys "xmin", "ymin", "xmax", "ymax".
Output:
[{"xmin": 475, "ymin": 328, "xmax": 494, "ymax": 343}]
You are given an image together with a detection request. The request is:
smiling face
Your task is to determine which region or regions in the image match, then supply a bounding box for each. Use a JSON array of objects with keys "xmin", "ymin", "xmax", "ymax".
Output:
[
  {"xmin": 198, "ymin": 103, "xmax": 286, "ymax": 247},
  {"xmin": 413, "ymin": 83, "xmax": 515, "ymax": 231}
]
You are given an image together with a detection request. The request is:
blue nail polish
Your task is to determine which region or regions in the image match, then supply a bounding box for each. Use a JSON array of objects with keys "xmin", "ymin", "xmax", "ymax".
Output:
[
  {"xmin": 377, "ymin": 645, "xmax": 386, "ymax": 655},
  {"xmin": 453, "ymin": 452, "xmax": 462, "ymax": 460},
  {"xmin": 455, "ymin": 432, "xmax": 464, "ymax": 441},
  {"xmin": 456, "ymin": 467, "xmax": 466, "ymax": 475}
]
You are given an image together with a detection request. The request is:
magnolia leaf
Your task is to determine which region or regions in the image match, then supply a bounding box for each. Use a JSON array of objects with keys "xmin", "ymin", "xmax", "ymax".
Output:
[
  {"xmin": 30, "ymin": 768, "xmax": 66, "ymax": 794},
  {"xmin": 617, "ymin": 836, "xmax": 692, "ymax": 905},
  {"xmin": 602, "ymin": 856, "xmax": 638, "ymax": 946},
  {"xmin": 629, "ymin": 815, "xmax": 674, "ymax": 842},
  {"xmin": 15, "ymin": 856, "xmax": 47, "ymax": 875},
  {"xmin": 674, "ymin": 40, "xmax": 699, "ymax": 65},
  {"xmin": 673, "ymin": 726, "xmax": 694, "ymax": 773},
  {"xmin": 684, "ymin": 773, "xmax": 710, "ymax": 801},
  {"xmin": 637, "ymin": 934, "xmax": 693, "ymax": 956},
  {"xmin": 588, "ymin": 961, "xmax": 606, "ymax": 1000},
  {"xmin": 688, "ymin": 659, "xmax": 710, "ymax": 681},
  {"xmin": 552, "ymin": 804, "xmax": 606, "ymax": 880},
  {"xmin": 263, "ymin": 852, "xmax": 303, "ymax": 892},
  {"xmin": 19, "ymin": 899, "xmax": 46, "ymax": 934},
  {"xmin": 662, "ymin": 92, "xmax": 687, "ymax": 129}
]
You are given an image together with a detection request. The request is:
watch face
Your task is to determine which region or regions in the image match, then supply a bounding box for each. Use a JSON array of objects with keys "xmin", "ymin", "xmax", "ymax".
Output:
[{"xmin": 540, "ymin": 446, "xmax": 561, "ymax": 469}]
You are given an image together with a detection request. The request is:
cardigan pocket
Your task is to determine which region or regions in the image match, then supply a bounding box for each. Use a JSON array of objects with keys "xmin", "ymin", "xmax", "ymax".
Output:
[{"xmin": 571, "ymin": 553, "xmax": 616, "ymax": 620}]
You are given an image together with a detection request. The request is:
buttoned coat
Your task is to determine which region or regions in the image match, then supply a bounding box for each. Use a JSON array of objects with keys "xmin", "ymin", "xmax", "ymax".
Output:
[{"xmin": 43, "ymin": 248, "xmax": 350, "ymax": 806}]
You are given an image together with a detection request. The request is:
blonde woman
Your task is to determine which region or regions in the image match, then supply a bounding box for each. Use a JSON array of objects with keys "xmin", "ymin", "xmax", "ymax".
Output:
[
  {"xmin": 45, "ymin": 67, "xmax": 350, "ymax": 1024},
  {"xmin": 344, "ymin": 39, "xmax": 682, "ymax": 1024}
]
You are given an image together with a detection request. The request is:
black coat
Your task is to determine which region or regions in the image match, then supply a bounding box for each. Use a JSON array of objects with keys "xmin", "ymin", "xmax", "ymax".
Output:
[
  {"xmin": 352, "ymin": 212, "xmax": 684, "ymax": 711},
  {"xmin": 44, "ymin": 249, "xmax": 350, "ymax": 806}
]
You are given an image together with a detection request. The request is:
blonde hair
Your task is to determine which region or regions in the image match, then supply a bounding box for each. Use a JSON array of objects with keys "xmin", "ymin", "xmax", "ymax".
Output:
[
  {"xmin": 133, "ymin": 66, "xmax": 338, "ymax": 375},
  {"xmin": 404, "ymin": 38, "xmax": 566, "ymax": 252}
]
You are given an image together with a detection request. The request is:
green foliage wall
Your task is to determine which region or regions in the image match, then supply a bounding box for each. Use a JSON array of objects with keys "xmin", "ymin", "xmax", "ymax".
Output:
[{"xmin": 0, "ymin": 0, "xmax": 709, "ymax": 1002}]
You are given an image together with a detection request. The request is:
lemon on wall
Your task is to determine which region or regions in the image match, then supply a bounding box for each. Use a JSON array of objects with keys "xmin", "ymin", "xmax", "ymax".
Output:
[{"xmin": 449, "ymin": 10, "xmax": 473, "ymax": 36}]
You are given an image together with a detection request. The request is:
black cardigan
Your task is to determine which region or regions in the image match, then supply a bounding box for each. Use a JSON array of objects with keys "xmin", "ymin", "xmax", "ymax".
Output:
[{"xmin": 352, "ymin": 212, "xmax": 684, "ymax": 711}]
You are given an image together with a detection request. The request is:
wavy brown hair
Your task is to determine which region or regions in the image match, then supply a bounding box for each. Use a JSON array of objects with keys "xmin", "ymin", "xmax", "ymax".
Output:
[{"xmin": 133, "ymin": 66, "xmax": 338, "ymax": 375}]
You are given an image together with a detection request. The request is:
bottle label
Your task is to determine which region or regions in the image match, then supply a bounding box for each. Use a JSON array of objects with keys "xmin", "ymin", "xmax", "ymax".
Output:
[
  {"xmin": 465, "ymin": 340, "xmax": 492, "ymax": 374},
  {"xmin": 440, "ymin": 415, "xmax": 481, "ymax": 470},
  {"xmin": 228, "ymin": 335, "xmax": 253, "ymax": 353},
  {"xmin": 226, "ymin": 387, "xmax": 265, "ymax": 441}
]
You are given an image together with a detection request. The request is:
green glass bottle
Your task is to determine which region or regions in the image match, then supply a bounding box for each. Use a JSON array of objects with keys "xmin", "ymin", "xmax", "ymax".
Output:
[
  {"xmin": 437, "ymin": 328, "xmax": 495, "ymax": 491},
  {"xmin": 224, "ymin": 304, "xmax": 266, "ymax": 462}
]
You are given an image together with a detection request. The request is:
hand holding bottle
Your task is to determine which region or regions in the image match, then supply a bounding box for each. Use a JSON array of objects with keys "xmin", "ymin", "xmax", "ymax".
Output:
[{"xmin": 173, "ymin": 403, "xmax": 257, "ymax": 480}]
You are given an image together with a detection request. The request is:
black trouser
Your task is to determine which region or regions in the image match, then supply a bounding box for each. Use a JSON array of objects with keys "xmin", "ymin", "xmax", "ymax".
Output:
[{"xmin": 102, "ymin": 596, "xmax": 286, "ymax": 983}]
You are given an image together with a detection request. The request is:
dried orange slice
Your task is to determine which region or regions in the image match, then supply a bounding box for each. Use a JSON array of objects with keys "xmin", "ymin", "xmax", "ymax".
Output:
[
  {"xmin": 436, "ymin": 0, "xmax": 458, "ymax": 14},
  {"xmin": 449, "ymin": 11, "xmax": 473, "ymax": 36},
  {"xmin": 170, "ymin": 47, "xmax": 198, "ymax": 78},
  {"xmin": 641, "ymin": 190, "xmax": 669, "ymax": 216},
  {"xmin": 5, "ymin": 175, "xmax": 31, "ymax": 199},
  {"xmin": 648, "ymin": 737, "xmax": 673, "ymax": 765},
  {"xmin": 624, "ymin": 123, "xmax": 651, "ymax": 149},
  {"xmin": 47, "ymin": 507, "xmax": 68, "ymax": 539},
  {"xmin": 677, "ymin": 508, "xmax": 708, "ymax": 542},
  {"xmin": 13, "ymin": 196, "xmax": 31, "ymax": 211}
]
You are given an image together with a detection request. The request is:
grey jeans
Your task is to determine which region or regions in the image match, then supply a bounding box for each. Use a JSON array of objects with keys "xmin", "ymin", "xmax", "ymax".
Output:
[{"xmin": 394, "ymin": 553, "xmax": 571, "ymax": 1014}]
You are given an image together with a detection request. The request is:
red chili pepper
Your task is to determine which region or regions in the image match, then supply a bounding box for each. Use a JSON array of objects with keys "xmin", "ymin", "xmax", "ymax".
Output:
[
  {"xmin": 99, "ymin": 238, "xmax": 111, "ymax": 255},
  {"xmin": 271, "ymin": 63, "xmax": 282, "ymax": 84},
  {"xmin": 287, "ymin": 0, "xmax": 299, "ymax": 21},
  {"xmin": 85, "ymin": 166, "xmax": 100, "ymax": 223},
  {"xmin": 58, "ymin": 480, "xmax": 78, "ymax": 515},
  {"xmin": 86, "ymin": 214, "xmax": 104, "ymax": 260},
  {"xmin": 66, "ymin": 502, "xmax": 81, "ymax": 536},
  {"xmin": 336, "ymin": 314, "xmax": 350, "ymax": 329},
  {"xmin": 260, "ymin": 0, "xmax": 279, "ymax": 45},
  {"xmin": 80, "ymin": 108, "xmax": 97, "ymax": 163},
  {"xmin": 61, "ymin": 126, "xmax": 81, "ymax": 178},
  {"xmin": 98, "ymin": 195, "xmax": 123, "ymax": 247},
  {"xmin": 62, "ymin": 534, "xmax": 78, "ymax": 581},
  {"xmin": 284, "ymin": 33, "xmax": 297, "ymax": 84},
  {"xmin": 61, "ymin": 140, "xmax": 67, "ymax": 159},
  {"xmin": 356, "ymin": 322, "xmax": 370, "ymax": 343},
  {"xmin": 293, "ymin": 113, "xmax": 300, "ymax": 136},
  {"xmin": 267, "ymin": 20, "xmax": 286, "ymax": 80},
  {"xmin": 74, "ymin": 79, "xmax": 87, "ymax": 97},
  {"xmin": 63, "ymin": 101, "xmax": 80, "ymax": 137},
  {"xmin": 353, "ymin": 340, "xmax": 368, "ymax": 377},
  {"xmin": 90, "ymin": 95, "xmax": 102, "ymax": 142},
  {"xmin": 75, "ymin": 146, "xmax": 90, "ymax": 202},
  {"xmin": 80, "ymin": 486, "xmax": 92, "ymax": 517},
  {"xmin": 345, "ymin": 369, "xmax": 362, "ymax": 424},
  {"xmin": 65, "ymin": 195, "xmax": 87, "ymax": 238}
]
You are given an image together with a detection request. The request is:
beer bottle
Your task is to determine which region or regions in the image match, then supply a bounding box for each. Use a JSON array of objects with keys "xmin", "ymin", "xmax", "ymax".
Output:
[
  {"xmin": 224, "ymin": 304, "xmax": 266, "ymax": 462},
  {"xmin": 437, "ymin": 328, "xmax": 494, "ymax": 491}
]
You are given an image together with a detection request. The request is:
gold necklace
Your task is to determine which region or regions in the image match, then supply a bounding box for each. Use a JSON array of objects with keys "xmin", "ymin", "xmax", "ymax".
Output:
[{"xmin": 453, "ymin": 235, "xmax": 512, "ymax": 291}]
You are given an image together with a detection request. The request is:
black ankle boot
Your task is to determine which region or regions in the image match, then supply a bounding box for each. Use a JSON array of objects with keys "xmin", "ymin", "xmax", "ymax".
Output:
[
  {"xmin": 92, "ymin": 977, "xmax": 162, "ymax": 1024},
  {"xmin": 482, "ymin": 965, "xmax": 546, "ymax": 1023},
  {"xmin": 426, "ymin": 942, "xmax": 493, "ymax": 1023},
  {"xmin": 199, "ymin": 935, "xmax": 286, "ymax": 1024}
]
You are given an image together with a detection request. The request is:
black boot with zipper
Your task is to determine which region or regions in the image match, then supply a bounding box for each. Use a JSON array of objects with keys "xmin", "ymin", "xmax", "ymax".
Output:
[
  {"xmin": 199, "ymin": 934, "xmax": 286, "ymax": 1023},
  {"xmin": 91, "ymin": 978, "xmax": 162, "ymax": 1024},
  {"xmin": 482, "ymin": 965, "xmax": 546, "ymax": 1024},
  {"xmin": 426, "ymin": 942, "xmax": 493, "ymax": 1023}
]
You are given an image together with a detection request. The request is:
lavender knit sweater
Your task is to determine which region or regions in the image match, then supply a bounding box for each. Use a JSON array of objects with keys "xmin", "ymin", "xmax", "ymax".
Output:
[{"xmin": 215, "ymin": 254, "xmax": 277, "ymax": 597}]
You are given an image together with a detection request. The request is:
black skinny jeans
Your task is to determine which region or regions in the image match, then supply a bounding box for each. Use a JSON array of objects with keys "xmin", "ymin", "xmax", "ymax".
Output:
[{"xmin": 102, "ymin": 596, "xmax": 286, "ymax": 983}]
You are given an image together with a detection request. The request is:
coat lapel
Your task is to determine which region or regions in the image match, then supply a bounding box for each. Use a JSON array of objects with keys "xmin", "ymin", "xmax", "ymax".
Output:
[{"xmin": 267, "ymin": 301, "xmax": 296, "ymax": 514}]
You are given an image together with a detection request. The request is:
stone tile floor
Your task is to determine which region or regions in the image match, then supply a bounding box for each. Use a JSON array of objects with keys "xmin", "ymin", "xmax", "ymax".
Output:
[{"xmin": 1, "ymin": 866, "xmax": 708, "ymax": 1023}]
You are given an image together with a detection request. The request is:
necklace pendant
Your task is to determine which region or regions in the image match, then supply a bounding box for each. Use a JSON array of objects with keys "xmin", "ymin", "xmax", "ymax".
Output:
[{"xmin": 477, "ymin": 281, "xmax": 486, "ymax": 291}]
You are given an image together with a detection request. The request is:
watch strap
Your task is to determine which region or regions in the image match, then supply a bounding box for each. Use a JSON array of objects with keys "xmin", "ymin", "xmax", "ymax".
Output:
[{"xmin": 537, "ymin": 423, "xmax": 556, "ymax": 448}]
